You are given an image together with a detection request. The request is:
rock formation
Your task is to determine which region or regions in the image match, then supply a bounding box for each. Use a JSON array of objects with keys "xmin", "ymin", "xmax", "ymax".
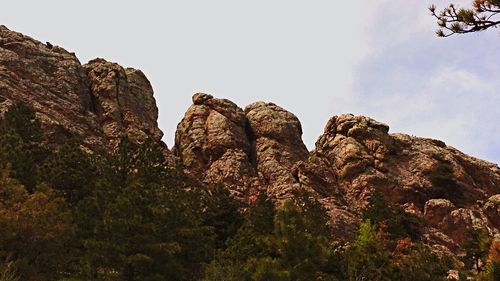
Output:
[
  {"xmin": 174, "ymin": 96, "xmax": 500, "ymax": 250},
  {"xmin": 0, "ymin": 25, "xmax": 162, "ymax": 150},
  {"xmin": 1, "ymin": 25, "xmax": 499, "ymax": 254}
]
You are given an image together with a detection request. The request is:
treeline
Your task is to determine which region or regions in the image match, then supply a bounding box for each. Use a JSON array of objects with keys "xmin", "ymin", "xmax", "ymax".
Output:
[{"xmin": 0, "ymin": 102, "xmax": 498, "ymax": 281}]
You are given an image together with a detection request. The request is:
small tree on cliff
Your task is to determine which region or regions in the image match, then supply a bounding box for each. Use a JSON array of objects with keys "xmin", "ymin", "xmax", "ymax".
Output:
[
  {"xmin": 430, "ymin": 1, "xmax": 500, "ymax": 37},
  {"xmin": 463, "ymin": 229, "xmax": 493, "ymax": 273}
]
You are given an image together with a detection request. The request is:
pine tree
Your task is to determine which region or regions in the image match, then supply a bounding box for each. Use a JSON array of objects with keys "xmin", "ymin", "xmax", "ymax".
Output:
[
  {"xmin": 203, "ymin": 184, "xmax": 243, "ymax": 249},
  {"xmin": 430, "ymin": 1, "xmax": 500, "ymax": 37},
  {"xmin": 41, "ymin": 140, "xmax": 96, "ymax": 204},
  {"xmin": 347, "ymin": 220, "xmax": 393, "ymax": 281},
  {"xmin": 0, "ymin": 102, "xmax": 46, "ymax": 192},
  {"xmin": 83, "ymin": 138, "xmax": 215, "ymax": 281},
  {"xmin": 271, "ymin": 200, "xmax": 336, "ymax": 280}
]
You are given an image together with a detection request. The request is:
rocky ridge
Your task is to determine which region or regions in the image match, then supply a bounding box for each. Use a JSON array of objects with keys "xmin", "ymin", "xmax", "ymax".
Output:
[
  {"xmin": 175, "ymin": 94, "xmax": 500, "ymax": 252},
  {"xmin": 0, "ymin": 25, "xmax": 162, "ymax": 150},
  {"xmin": 1, "ymin": 26, "xmax": 499, "ymax": 254}
]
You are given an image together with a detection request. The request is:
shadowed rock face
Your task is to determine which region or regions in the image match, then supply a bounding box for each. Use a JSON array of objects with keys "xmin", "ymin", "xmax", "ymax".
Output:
[
  {"xmin": 2, "ymin": 26, "xmax": 499, "ymax": 254},
  {"xmin": 0, "ymin": 25, "xmax": 162, "ymax": 150}
]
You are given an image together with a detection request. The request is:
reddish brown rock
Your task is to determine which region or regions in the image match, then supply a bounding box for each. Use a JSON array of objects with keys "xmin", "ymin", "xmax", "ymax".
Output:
[
  {"xmin": 312, "ymin": 114, "xmax": 393, "ymax": 210},
  {"xmin": 424, "ymin": 199, "xmax": 456, "ymax": 227},
  {"xmin": 84, "ymin": 59, "xmax": 162, "ymax": 147},
  {"xmin": 0, "ymin": 25, "xmax": 163, "ymax": 150},
  {"xmin": 307, "ymin": 114, "xmax": 500, "ymax": 246},
  {"xmin": 174, "ymin": 93, "xmax": 259, "ymax": 199},
  {"xmin": 484, "ymin": 194, "xmax": 500, "ymax": 229},
  {"xmin": 0, "ymin": 25, "xmax": 98, "ymax": 146},
  {"xmin": 245, "ymin": 102, "xmax": 309, "ymax": 199},
  {"xmin": 440, "ymin": 208, "xmax": 490, "ymax": 244}
]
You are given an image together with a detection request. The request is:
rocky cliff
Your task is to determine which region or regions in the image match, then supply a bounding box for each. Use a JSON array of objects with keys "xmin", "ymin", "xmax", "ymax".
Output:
[
  {"xmin": 174, "ymin": 94, "xmax": 500, "ymax": 254},
  {"xmin": 1, "ymin": 26, "xmax": 499, "ymax": 254},
  {"xmin": 0, "ymin": 25, "xmax": 162, "ymax": 150}
]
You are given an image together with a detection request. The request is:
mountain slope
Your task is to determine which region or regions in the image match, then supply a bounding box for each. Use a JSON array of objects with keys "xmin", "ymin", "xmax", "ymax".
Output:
[{"xmin": 1, "ymin": 26, "xmax": 499, "ymax": 255}]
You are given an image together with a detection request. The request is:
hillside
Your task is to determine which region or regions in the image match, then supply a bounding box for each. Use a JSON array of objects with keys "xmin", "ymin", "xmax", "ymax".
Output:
[{"xmin": 1, "ymin": 25, "xmax": 499, "ymax": 280}]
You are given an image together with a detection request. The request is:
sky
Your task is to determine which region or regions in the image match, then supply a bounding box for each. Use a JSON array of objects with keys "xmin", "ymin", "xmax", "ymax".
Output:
[{"xmin": 2, "ymin": 1, "xmax": 499, "ymax": 164}]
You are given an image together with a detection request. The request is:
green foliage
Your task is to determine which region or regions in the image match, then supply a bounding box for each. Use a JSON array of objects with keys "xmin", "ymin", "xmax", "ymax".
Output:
[
  {"xmin": 203, "ymin": 184, "xmax": 243, "ymax": 249},
  {"xmin": 222, "ymin": 193, "xmax": 276, "ymax": 264},
  {"xmin": 0, "ymin": 102, "xmax": 46, "ymax": 192},
  {"xmin": 0, "ymin": 102, "xmax": 460, "ymax": 281},
  {"xmin": 2, "ymin": 102, "xmax": 43, "ymax": 145},
  {"xmin": 246, "ymin": 192, "xmax": 277, "ymax": 235},
  {"xmin": 246, "ymin": 257, "xmax": 290, "ymax": 281},
  {"xmin": 430, "ymin": 1, "xmax": 500, "ymax": 37},
  {"xmin": 41, "ymin": 140, "xmax": 96, "ymax": 204},
  {"xmin": 106, "ymin": 136, "xmax": 170, "ymax": 188},
  {"xmin": 81, "ymin": 138, "xmax": 215, "ymax": 281},
  {"xmin": 203, "ymin": 259, "xmax": 247, "ymax": 281},
  {"xmin": 469, "ymin": 239, "xmax": 500, "ymax": 280},
  {"xmin": 347, "ymin": 220, "xmax": 393, "ymax": 281},
  {"xmin": 271, "ymin": 200, "xmax": 334, "ymax": 280},
  {"xmin": 0, "ymin": 261, "xmax": 19, "ymax": 281},
  {"xmin": 363, "ymin": 190, "xmax": 422, "ymax": 240},
  {"xmin": 86, "ymin": 180, "xmax": 214, "ymax": 281},
  {"xmin": 392, "ymin": 242, "xmax": 450, "ymax": 281},
  {"xmin": 208, "ymin": 190, "xmax": 340, "ymax": 281},
  {"xmin": 476, "ymin": 263, "xmax": 500, "ymax": 281},
  {"xmin": 292, "ymin": 188, "xmax": 331, "ymax": 237}
]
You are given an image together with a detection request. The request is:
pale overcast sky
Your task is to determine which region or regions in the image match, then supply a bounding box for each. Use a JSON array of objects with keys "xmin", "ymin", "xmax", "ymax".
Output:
[{"xmin": 2, "ymin": 1, "xmax": 499, "ymax": 164}]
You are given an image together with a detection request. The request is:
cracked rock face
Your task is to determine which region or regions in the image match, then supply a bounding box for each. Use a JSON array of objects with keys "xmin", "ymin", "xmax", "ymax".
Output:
[
  {"xmin": 173, "ymin": 95, "xmax": 311, "ymax": 201},
  {"xmin": 84, "ymin": 59, "xmax": 162, "ymax": 147},
  {"xmin": 245, "ymin": 102, "xmax": 309, "ymax": 199},
  {"xmin": 0, "ymin": 25, "xmax": 163, "ymax": 150},
  {"xmin": 174, "ymin": 93, "xmax": 259, "ymax": 199}
]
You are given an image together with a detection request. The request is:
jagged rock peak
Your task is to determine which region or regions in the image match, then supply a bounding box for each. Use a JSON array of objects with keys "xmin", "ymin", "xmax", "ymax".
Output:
[
  {"xmin": 84, "ymin": 58, "xmax": 163, "ymax": 147},
  {"xmin": 0, "ymin": 25, "xmax": 163, "ymax": 150},
  {"xmin": 174, "ymin": 94, "xmax": 310, "ymax": 200},
  {"xmin": 174, "ymin": 93, "xmax": 258, "ymax": 199},
  {"xmin": 245, "ymin": 101, "xmax": 309, "ymax": 198}
]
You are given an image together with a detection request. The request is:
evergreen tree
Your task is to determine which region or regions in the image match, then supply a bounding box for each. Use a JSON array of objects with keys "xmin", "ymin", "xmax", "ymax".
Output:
[
  {"xmin": 392, "ymin": 241, "xmax": 449, "ymax": 281},
  {"xmin": 83, "ymin": 138, "xmax": 215, "ymax": 281},
  {"xmin": 271, "ymin": 200, "xmax": 336, "ymax": 280},
  {"xmin": 1, "ymin": 102, "xmax": 43, "ymax": 146},
  {"xmin": 430, "ymin": 1, "xmax": 500, "ymax": 37},
  {"xmin": 363, "ymin": 190, "xmax": 422, "ymax": 240},
  {"xmin": 207, "ymin": 190, "xmax": 341, "ymax": 281},
  {"xmin": 347, "ymin": 220, "xmax": 393, "ymax": 281},
  {"xmin": 223, "ymin": 193, "xmax": 275, "ymax": 261},
  {"xmin": 0, "ymin": 102, "xmax": 46, "ymax": 192},
  {"xmin": 203, "ymin": 184, "xmax": 243, "ymax": 249},
  {"xmin": 246, "ymin": 257, "xmax": 290, "ymax": 281},
  {"xmin": 41, "ymin": 140, "xmax": 96, "ymax": 204}
]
